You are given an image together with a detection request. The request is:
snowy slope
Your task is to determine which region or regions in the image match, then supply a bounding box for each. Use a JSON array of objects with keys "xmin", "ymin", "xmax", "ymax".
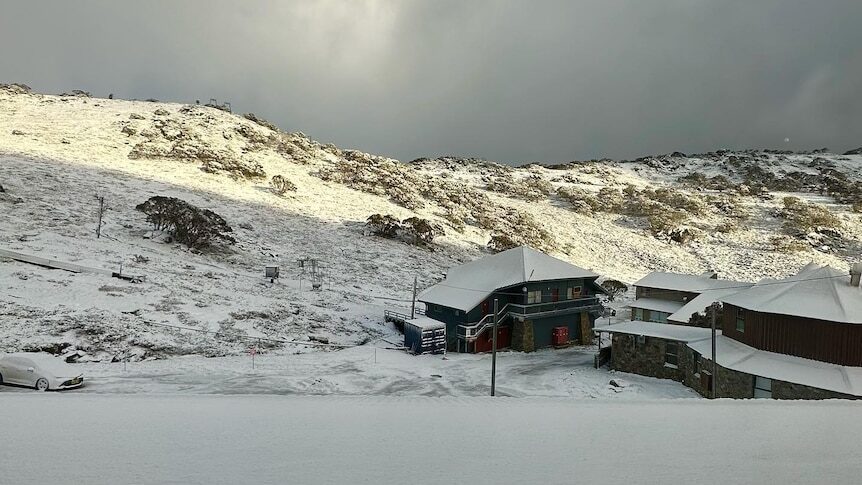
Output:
[{"xmin": 1, "ymin": 85, "xmax": 860, "ymax": 359}]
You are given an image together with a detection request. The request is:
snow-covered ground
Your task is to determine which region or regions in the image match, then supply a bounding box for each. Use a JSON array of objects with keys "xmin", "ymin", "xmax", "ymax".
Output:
[
  {"xmin": 2, "ymin": 394, "xmax": 860, "ymax": 484},
  {"xmin": 0, "ymin": 345, "xmax": 697, "ymax": 399}
]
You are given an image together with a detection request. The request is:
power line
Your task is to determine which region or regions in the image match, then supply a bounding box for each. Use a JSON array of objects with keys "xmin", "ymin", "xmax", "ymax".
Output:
[{"xmin": 424, "ymin": 272, "xmax": 852, "ymax": 299}]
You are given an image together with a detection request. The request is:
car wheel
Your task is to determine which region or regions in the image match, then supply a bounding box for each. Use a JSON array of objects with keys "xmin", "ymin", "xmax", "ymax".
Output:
[{"xmin": 35, "ymin": 378, "xmax": 49, "ymax": 392}]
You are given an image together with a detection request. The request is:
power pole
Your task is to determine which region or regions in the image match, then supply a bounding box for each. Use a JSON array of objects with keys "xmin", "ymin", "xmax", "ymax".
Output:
[
  {"xmin": 411, "ymin": 276, "xmax": 418, "ymax": 319},
  {"xmin": 711, "ymin": 303, "xmax": 717, "ymax": 399},
  {"xmin": 491, "ymin": 298, "xmax": 498, "ymax": 397},
  {"xmin": 95, "ymin": 196, "xmax": 106, "ymax": 238}
]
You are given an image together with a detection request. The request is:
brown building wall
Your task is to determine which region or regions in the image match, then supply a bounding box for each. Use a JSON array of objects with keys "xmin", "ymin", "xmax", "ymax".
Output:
[
  {"xmin": 722, "ymin": 304, "xmax": 862, "ymax": 366},
  {"xmin": 635, "ymin": 287, "xmax": 698, "ymax": 302}
]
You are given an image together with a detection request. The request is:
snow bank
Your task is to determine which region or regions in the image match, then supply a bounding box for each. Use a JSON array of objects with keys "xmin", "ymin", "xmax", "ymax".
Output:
[{"xmin": 1, "ymin": 394, "xmax": 860, "ymax": 484}]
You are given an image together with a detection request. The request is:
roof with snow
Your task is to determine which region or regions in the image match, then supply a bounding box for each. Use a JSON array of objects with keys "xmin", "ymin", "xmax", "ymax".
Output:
[
  {"xmin": 667, "ymin": 287, "xmax": 748, "ymax": 324},
  {"xmin": 720, "ymin": 263, "xmax": 862, "ymax": 324},
  {"xmin": 633, "ymin": 272, "xmax": 749, "ymax": 294},
  {"xmin": 418, "ymin": 246, "xmax": 598, "ymax": 312},
  {"xmin": 593, "ymin": 320, "xmax": 714, "ymax": 343},
  {"xmin": 627, "ymin": 298, "xmax": 685, "ymax": 315},
  {"xmin": 688, "ymin": 335, "xmax": 862, "ymax": 397},
  {"xmin": 404, "ymin": 315, "xmax": 446, "ymax": 330}
]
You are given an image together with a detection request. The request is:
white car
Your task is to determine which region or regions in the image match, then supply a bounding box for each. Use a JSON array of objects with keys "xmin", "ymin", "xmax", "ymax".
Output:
[{"xmin": 0, "ymin": 353, "xmax": 84, "ymax": 391}]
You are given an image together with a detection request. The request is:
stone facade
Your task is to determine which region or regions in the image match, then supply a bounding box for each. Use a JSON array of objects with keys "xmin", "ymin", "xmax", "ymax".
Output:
[
  {"xmin": 610, "ymin": 334, "xmax": 684, "ymax": 381},
  {"xmin": 610, "ymin": 334, "xmax": 860, "ymax": 400},
  {"xmin": 511, "ymin": 319, "xmax": 535, "ymax": 352}
]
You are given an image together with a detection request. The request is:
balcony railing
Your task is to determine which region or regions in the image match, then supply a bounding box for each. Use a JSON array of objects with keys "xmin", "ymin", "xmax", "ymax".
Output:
[{"xmin": 457, "ymin": 296, "xmax": 601, "ymax": 341}]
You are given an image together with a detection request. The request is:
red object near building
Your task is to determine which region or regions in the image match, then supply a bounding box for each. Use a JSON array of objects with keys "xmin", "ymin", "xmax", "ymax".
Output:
[
  {"xmin": 552, "ymin": 326, "xmax": 569, "ymax": 347},
  {"xmin": 474, "ymin": 326, "xmax": 511, "ymax": 353}
]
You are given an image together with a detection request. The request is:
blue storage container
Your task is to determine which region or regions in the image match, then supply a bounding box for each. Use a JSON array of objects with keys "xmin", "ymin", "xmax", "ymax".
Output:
[{"xmin": 404, "ymin": 316, "xmax": 446, "ymax": 355}]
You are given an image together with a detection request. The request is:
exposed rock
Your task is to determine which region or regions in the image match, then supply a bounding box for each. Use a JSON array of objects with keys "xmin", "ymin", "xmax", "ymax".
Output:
[
  {"xmin": 60, "ymin": 89, "xmax": 91, "ymax": 97},
  {"xmin": 153, "ymin": 108, "xmax": 169, "ymax": 116},
  {"xmin": 129, "ymin": 113, "xmax": 145, "ymax": 120},
  {"xmin": 0, "ymin": 83, "xmax": 31, "ymax": 95},
  {"xmin": 844, "ymin": 147, "xmax": 862, "ymax": 156},
  {"xmin": 121, "ymin": 125, "xmax": 137, "ymax": 136},
  {"xmin": 11, "ymin": 129, "xmax": 25, "ymax": 135}
]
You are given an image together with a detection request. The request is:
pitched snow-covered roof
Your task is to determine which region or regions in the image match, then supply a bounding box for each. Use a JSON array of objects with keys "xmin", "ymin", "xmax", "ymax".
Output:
[
  {"xmin": 593, "ymin": 320, "xmax": 714, "ymax": 343},
  {"xmin": 627, "ymin": 298, "xmax": 685, "ymax": 315},
  {"xmin": 633, "ymin": 272, "xmax": 748, "ymax": 294},
  {"xmin": 667, "ymin": 287, "xmax": 748, "ymax": 324},
  {"xmin": 720, "ymin": 264, "xmax": 862, "ymax": 324},
  {"xmin": 687, "ymin": 336, "xmax": 862, "ymax": 397},
  {"xmin": 418, "ymin": 246, "xmax": 598, "ymax": 312}
]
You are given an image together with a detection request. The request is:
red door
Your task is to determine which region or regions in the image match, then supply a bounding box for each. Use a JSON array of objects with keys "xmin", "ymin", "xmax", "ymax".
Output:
[
  {"xmin": 474, "ymin": 326, "xmax": 511, "ymax": 353},
  {"xmin": 551, "ymin": 289, "xmax": 559, "ymax": 302}
]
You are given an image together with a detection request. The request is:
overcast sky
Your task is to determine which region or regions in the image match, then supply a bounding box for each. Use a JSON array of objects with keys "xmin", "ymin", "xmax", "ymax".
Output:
[{"xmin": 2, "ymin": 1, "xmax": 861, "ymax": 164}]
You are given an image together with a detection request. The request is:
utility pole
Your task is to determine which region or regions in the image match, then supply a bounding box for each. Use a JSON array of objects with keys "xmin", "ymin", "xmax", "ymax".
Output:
[
  {"xmin": 95, "ymin": 196, "xmax": 106, "ymax": 238},
  {"xmin": 491, "ymin": 298, "xmax": 498, "ymax": 397},
  {"xmin": 411, "ymin": 276, "xmax": 418, "ymax": 319},
  {"xmin": 711, "ymin": 303, "xmax": 717, "ymax": 399}
]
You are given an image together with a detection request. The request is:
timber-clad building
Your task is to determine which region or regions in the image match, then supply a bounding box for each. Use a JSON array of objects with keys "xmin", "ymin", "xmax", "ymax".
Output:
[
  {"xmin": 418, "ymin": 246, "xmax": 605, "ymax": 353},
  {"xmin": 597, "ymin": 263, "xmax": 862, "ymax": 400}
]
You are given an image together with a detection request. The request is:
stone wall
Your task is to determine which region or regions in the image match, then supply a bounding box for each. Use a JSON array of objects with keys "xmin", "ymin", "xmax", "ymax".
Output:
[
  {"xmin": 611, "ymin": 333, "xmax": 860, "ymax": 400},
  {"xmin": 610, "ymin": 334, "xmax": 683, "ymax": 381},
  {"xmin": 511, "ymin": 319, "xmax": 535, "ymax": 352},
  {"xmin": 772, "ymin": 379, "xmax": 859, "ymax": 400}
]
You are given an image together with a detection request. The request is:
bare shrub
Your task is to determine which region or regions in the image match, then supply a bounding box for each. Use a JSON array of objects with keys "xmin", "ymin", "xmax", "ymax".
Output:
[
  {"xmin": 770, "ymin": 235, "xmax": 808, "ymax": 253},
  {"xmin": 366, "ymin": 214, "xmax": 442, "ymax": 246},
  {"xmin": 780, "ymin": 196, "xmax": 841, "ymax": 234},
  {"xmin": 556, "ymin": 186, "xmax": 601, "ymax": 214},
  {"xmin": 600, "ymin": 279, "xmax": 629, "ymax": 301},
  {"xmin": 243, "ymin": 113, "xmax": 279, "ymax": 132},
  {"xmin": 488, "ymin": 233, "xmax": 519, "ymax": 253},
  {"xmin": 270, "ymin": 175, "xmax": 297, "ymax": 195}
]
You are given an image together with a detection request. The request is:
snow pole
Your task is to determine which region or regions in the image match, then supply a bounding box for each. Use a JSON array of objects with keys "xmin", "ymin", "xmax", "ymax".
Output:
[
  {"xmin": 711, "ymin": 304, "xmax": 717, "ymax": 398},
  {"xmin": 491, "ymin": 298, "xmax": 498, "ymax": 397}
]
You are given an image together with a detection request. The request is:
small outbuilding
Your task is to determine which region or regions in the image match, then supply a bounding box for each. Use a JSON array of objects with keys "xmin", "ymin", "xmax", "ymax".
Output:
[{"xmin": 403, "ymin": 316, "xmax": 446, "ymax": 355}]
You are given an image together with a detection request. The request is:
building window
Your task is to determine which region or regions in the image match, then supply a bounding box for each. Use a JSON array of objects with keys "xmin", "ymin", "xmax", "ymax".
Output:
[
  {"xmin": 754, "ymin": 376, "xmax": 772, "ymax": 399},
  {"xmin": 651, "ymin": 311, "xmax": 668, "ymax": 324},
  {"xmin": 551, "ymin": 288, "xmax": 559, "ymax": 302},
  {"xmin": 693, "ymin": 351, "xmax": 701, "ymax": 376},
  {"xmin": 735, "ymin": 308, "xmax": 745, "ymax": 333},
  {"xmin": 665, "ymin": 341, "xmax": 678, "ymax": 367},
  {"xmin": 633, "ymin": 308, "xmax": 644, "ymax": 321},
  {"xmin": 527, "ymin": 290, "xmax": 542, "ymax": 304},
  {"xmin": 566, "ymin": 286, "xmax": 582, "ymax": 299}
]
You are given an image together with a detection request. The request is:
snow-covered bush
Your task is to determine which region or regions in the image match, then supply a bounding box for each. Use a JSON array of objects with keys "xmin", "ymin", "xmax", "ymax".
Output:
[
  {"xmin": 648, "ymin": 211, "xmax": 699, "ymax": 243},
  {"xmin": 243, "ymin": 113, "xmax": 279, "ymax": 132},
  {"xmin": 488, "ymin": 233, "xmax": 519, "ymax": 252},
  {"xmin": 556, "ymin": 186, "xmax": 601, "ymax": 214},
  {"xmin": 780, "ymin": 196, "xmax": 841, "ymax": 235},
  {"xmin": 484, "ymin": 209, "xmax": 553, "ymax": 252},
  {"xmin": 597, "ymin": 187, "xmax": 624, "ymax": 212},
  {"xmin": 770, "ymin": 234, "xmax": 808, "ymax": 253},
  {"xmin": 270, "ymin": 175, "xmax": 297, "ymax": 195},
  {"xmin": 127, "ymin": 114, "xmax": 266, "ymax": 179},
  {"xmin": 600, "ymin": 279, "xmax": 628, "ymax": 301},
  {"xmin": 365, "ymin": 214, "xmax": 442, "ymax": 247},
  {"xmin": 136, "ymin": 196, "xmax": 236, "ymax": 249}
]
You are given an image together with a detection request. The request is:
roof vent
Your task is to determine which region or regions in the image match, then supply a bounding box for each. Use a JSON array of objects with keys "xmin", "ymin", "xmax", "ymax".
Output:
[{"xmin": 851, "ymin": 263, "xmax": 862, "ymax": 287}]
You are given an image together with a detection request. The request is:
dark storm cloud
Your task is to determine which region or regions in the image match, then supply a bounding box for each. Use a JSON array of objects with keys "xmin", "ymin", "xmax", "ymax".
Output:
[{"xmin": 2, "ymin": 0, "xmax": 861, "ymax": 164}]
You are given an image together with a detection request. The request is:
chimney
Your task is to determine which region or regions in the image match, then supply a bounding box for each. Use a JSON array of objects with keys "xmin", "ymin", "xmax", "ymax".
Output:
[{"xmin": 851, "ymin": 263, "xmax": 862, "ymax": 287}]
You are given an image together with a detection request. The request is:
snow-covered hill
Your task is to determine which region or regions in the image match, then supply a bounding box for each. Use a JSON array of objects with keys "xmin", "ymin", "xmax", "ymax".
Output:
[{"xmin": 1, "ymin": 84, "xmax": 860, "ymax": 360}]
